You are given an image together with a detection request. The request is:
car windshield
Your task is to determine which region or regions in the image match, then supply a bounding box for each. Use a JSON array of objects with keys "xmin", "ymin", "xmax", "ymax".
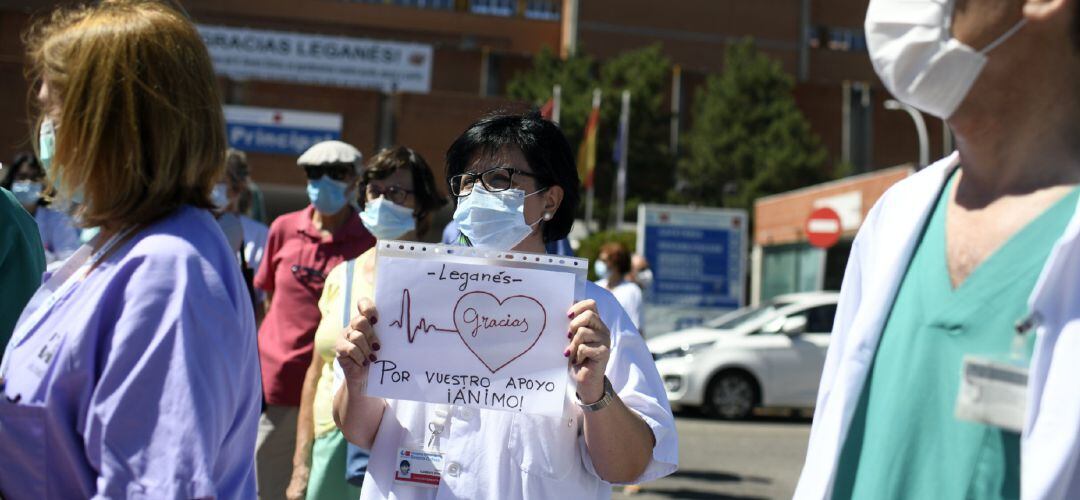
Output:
[{"xmin": 705, "ymin": 300, "xmax": 792, "ymax": 330}]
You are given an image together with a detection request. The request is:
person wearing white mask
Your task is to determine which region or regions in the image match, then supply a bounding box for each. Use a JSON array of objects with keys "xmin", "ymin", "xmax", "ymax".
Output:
[
  {"xmin": 213, "ymin": 149, "xmax": 269, "ymax": 316},
  {"xmin": 332, "ymin": 111, "xmax": 677, "ymax": 499},
  {"xmin": 1, "ymin": 152, "xmax": 80, "ymax": 267},
  {"xmin": 254, "ymin": 140, "xmax": 376, "ymax": 498},
  {"xmin": 288, "ymin": 146, "xmax": 447, "ymax": 500},
  {"xmin": 595, "ymin": 242, "xmax": 644, "ymax": 332},
  {"xmin": 796, "ymin": 1, "xmax": 1080, "ymax": 499}
]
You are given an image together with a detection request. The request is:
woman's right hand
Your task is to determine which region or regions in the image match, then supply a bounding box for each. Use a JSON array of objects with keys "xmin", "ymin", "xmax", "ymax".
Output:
[{"xmin": 334, "ymin": 296, "xmax": 381, "ymax": 382}]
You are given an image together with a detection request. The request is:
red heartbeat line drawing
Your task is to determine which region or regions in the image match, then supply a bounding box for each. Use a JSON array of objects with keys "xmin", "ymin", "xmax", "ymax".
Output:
[
  {"xmin": 390, "ymin": 289, "xmax": 458, "ymax": 343},
  {"xmin": 387, "ymin": 288, "xmax": 548, "ymax": 374}
]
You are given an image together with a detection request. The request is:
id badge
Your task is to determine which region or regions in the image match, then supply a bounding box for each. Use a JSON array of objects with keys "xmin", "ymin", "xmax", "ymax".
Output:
[
  {"xmin": 955, "ymin": 355, "xmax": 1028, "ymax": 433},
  {"xmin": 394, "ymin": 446, "xmax": 444, "ymax": 488}
]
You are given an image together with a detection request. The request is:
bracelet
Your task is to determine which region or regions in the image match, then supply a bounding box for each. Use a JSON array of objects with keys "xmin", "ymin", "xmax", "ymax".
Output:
[{"xmin": 576, "ymin": 377, "xmax": 614, "ymax": 413}]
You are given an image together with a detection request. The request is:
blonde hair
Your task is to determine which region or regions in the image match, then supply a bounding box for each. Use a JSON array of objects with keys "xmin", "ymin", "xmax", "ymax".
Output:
[{"xmin": 26, "ymin": 0, "xmax": 225, "ymax": 229}]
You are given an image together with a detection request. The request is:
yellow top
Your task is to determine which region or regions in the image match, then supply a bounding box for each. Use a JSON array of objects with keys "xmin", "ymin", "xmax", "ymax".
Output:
[{"xmin": 312, "ymin": 247, "xmax": 376, "ymax": 436}]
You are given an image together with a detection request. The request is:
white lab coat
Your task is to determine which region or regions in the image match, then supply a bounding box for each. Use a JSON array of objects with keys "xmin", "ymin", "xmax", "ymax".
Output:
[{"xmin": 796, "ymin": 153, "xmax": 1080, "ymax": 500}]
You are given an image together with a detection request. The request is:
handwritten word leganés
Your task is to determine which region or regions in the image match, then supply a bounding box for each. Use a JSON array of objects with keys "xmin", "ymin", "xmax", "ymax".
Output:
[{"xmin": 427, "ymin": 264, "xmax": 523, "ymax": 292}]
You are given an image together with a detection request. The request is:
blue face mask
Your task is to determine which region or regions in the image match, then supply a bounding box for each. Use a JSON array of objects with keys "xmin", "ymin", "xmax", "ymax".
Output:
[
  {"xmin": 307, "ymin": 177, "xmax": 350, "ymax": 214},
  {"xmin": 11, "ymin": 181, "xmax": 42, "ymax": 207},
  {"xmin": 38, "ymin": 118, "xmax": 84, "ymax": 210},
  {"xmin": 210, "ymin": 183, "xmax": 229, "ymax": 210},
  {"xmin": 360, "ymin": 197, "xmax": 416, "ymax": 240},
  {"xmin": 39, "ymin": 119, "xmax": 55, "ymax": 174},
  {"xmin": 594, "ymin": 259, "xmax": 609, "ymax": 279},
  {"xmin": 452, "ymin": 185, "xmax": 545, "ymax": 251}
]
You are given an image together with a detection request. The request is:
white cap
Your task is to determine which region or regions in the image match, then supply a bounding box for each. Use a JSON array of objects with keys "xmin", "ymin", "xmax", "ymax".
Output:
[{"xmin": 297, "ymin": 140, "xmax": 363, "ymax": 172}]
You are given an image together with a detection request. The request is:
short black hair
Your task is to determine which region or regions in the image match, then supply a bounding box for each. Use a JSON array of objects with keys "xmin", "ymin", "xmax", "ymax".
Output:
[
  {"xmin": 445, "ymin": 110, "xmax": 580, "ymax": 243},
  {"xmin": 361, "ymin": 146, "xmax": 448, "ymax": 236}
]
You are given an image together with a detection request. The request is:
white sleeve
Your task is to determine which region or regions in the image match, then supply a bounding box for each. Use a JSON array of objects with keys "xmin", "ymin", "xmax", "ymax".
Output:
[{"xmin": 578, "ymin": 285, "xmax": 678, "ymax": 484}]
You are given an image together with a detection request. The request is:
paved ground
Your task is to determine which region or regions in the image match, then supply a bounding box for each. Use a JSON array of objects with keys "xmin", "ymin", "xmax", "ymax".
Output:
[{"xmin": 613, "ymin": 410, "xmax": 812, "ymax": 500}]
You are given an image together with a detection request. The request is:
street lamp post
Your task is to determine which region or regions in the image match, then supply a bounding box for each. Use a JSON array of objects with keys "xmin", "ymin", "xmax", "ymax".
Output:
[{"xmin": 884, "ymin": 99, "xmax": 929, "ymax": 169}]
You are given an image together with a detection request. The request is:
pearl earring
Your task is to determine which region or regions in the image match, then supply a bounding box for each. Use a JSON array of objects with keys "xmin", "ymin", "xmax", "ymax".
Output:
[{"xmin": 543, "ymin": 212, "xmax": 552, "ymax": 221}]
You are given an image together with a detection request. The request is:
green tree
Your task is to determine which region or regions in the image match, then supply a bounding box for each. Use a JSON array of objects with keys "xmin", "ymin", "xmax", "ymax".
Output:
[
  {"xmin": 506, "ymin": 46, "xmax": 596, "ymax": 149},
  {"xmin": 507, "ymin": 44, "xmax": 673, "ymax": 228},
  {"xmin": 596, "ymin": 44, "xmax": 673, "ymax": 225},
  {"xmin": 675, "ymin": 39, "xmax": 830, "ymax": 211}
]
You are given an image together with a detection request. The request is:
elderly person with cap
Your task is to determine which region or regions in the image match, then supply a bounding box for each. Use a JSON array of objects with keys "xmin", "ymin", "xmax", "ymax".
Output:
[{"xmin": 254, "ymin": 140, "xmax": 375, "ymax": 498}]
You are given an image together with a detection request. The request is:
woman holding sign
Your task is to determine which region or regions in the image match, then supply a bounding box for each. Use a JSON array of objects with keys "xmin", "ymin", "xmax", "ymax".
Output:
[
  {"xmin": 288, "ymin": 147, "xmax": 447, "ymax": 499},
  {"xmin": 333, "ymin": 111, "xmax": 678, "ymax": 499}
]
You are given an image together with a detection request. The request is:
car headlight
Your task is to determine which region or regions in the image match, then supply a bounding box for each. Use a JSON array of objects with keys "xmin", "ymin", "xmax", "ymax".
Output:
[
  {"xmin": 652, "ymin": 341, "xmax": 714, "ymax": 361},
  {"xmin": 663, "ymin": 375, "xmax": 684, "ymax": 392}
]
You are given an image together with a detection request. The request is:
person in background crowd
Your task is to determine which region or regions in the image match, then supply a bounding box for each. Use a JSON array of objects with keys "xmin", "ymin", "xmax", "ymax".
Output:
[
  {"xmin": 595, "ymin": 242, "xmax": 644, "ymax": 332},
  {"xmin": 629, "ymin": 253, "xmax": 653, "ymax": 292},
  {"xmin": 442, "ymin": 217, "xmax": 575, "ymax": 255},
  {"xmin": 255, "ymin": 139, "xmax": 375, "ymax": 499},
  {"xmin": 797, "ymin": 0, "xmax": 1080, "ymax": 498},
  {"xmin": 215, "ymin": 148, "xmax": 269, "ymax": 317},
  {"xmin": 288, "ymin": 146, "xmax": 446, "ymax": 500},
  {"xmin": 222, "ymin": 149, "xmax": 270, "ymax": 277},
  {"xmin": 0, "ymin": 1, "xmax": 260, "ymax": 497},
  {"xmin": 0, "ymin": 185, "xmax": 44, "ymax": 351},
  {"xmin": 1, "ymin": 152, "xmax": 80, "ymax": 266},
  {"xmin": 334, "ymin": 111, "xmax": 677, "ymax": 499}
]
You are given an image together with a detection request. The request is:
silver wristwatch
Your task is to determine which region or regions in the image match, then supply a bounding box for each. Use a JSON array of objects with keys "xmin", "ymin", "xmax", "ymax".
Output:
[{"xmin": 577, "ymin": 377, "xmax": 614, "ymax": 412}]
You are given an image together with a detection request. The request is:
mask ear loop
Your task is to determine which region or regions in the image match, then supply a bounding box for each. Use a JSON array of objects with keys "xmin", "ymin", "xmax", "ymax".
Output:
[
  {"xmin": 979, "ymin": 19, "xmax": 1027, "ymax": 55},
  {"xmin": 523, "ymin": 187, "xmax": 552, "ymax": 227}
]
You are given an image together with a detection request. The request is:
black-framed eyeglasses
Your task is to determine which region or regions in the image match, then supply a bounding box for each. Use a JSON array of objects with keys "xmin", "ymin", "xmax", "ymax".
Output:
[
  {"xmin": 304, "ymin": 165, "xmax": 351, "ymax": 182},
  {"xmin": 291, "ymin": 264, "xmax": 327, "ymax": 284},
  {"xmin": 448, "ymin": 167, "xmax": 538, "ymax": 197},
  {"xmin": 365, "ymin": 184, "xmax": 413, "ymax": 205}
]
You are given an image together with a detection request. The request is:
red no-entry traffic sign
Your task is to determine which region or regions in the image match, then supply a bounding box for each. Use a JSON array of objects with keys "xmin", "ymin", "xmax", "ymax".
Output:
[{"xmin": 805, "ymin": 207, "xmax": 842, "ymax": 249}]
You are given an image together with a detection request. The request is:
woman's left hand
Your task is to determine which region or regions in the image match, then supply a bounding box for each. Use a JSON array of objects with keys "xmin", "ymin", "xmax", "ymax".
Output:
[{"xmin": 565, "ymin": 299, "xmax": 611, "ymax": 404}]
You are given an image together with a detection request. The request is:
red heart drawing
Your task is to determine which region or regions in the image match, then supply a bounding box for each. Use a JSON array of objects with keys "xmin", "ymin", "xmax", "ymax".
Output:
[{"xmin": 452, "ymin": 291, "xmax": 548, "ymax": 373}]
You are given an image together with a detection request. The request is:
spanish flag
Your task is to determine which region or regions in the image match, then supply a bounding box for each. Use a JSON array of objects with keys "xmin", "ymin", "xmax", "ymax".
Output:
[{"xmin": 578, "ymin": 91, "xmax": 601, "ymax": 189}]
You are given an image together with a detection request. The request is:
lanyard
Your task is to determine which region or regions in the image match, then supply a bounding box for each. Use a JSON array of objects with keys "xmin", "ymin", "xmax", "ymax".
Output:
[{"xmin": 1, "ymin": 227, "xmax": 136, "ymax": 379}]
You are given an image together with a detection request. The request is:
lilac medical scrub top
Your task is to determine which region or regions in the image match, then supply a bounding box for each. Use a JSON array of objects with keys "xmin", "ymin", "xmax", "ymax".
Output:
[{"xmin": 0, "ymin": 206, "xmax": 261, "ymax": 499}]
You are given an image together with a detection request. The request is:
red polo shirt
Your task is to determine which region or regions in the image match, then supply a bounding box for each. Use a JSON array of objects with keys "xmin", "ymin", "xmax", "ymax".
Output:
[{"xmin": 254, "ymin": 205, "xmax": 374, "ymax": 406}]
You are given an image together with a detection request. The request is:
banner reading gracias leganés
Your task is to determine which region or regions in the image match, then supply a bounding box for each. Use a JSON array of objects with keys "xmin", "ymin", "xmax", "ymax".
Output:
[{"xmin": 197, "ymin": 24, "xmax": 433, "ymax": 93}]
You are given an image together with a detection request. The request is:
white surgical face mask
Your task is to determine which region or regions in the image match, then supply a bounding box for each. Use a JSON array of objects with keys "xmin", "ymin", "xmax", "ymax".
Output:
[
  {"xmin": 452, "ymin": 185, "xmax": 545, "ymax": 251},
  {"xmin": 865, "ymin": 0, "xmax": 1026, "ymax": 119},
  {"xmin": 210, "ymin": 183, "xmax": 229, "ymax": 210},
  {"xmin": 594, "ymin": 259, "xmax": 610, "ymax": 279},
  {"xmin": 360, "ymin": 197, "xmax": 416, "ymax": 240}
]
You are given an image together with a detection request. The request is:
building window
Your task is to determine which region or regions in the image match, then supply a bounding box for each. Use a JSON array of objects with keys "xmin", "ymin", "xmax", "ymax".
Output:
[
  {"xmin": 524, "ymin": 0, "xmax": 560, "ymax": 20},
  {"xmin": 344, "ymin": 0, "xmax": 559, "ymax": 19},
  {"xmin": 470, "ymin": 0, "xmax": 515, "ymax": 16},
  {"xmin": 346, "ymin": 0, "xmax": 455, "ymax": 10},
  {"xmin": 808, "ymin": 26, "xmax": 867, "ymax": 52}
]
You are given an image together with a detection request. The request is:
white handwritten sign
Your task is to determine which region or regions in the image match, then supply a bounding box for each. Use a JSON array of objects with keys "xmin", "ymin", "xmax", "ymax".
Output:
[{"xmin": 366, "ymin": 241, "xmax": 586, "ymax": 418}]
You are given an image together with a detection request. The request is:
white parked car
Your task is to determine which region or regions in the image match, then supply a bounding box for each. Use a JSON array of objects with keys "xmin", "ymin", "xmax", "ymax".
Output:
[{"xmin": 647, "ymin": 292, "xmax": 839, "ymax": 419}]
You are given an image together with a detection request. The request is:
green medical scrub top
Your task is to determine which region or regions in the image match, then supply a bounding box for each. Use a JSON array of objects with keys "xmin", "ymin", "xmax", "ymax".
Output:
[
  {"xmin": 0, "ymin": 188, "xmax": 45, "ymax": 351},
  {"xmin": 832, "ymin": 171, "xmax": 1080, "ymax": 500}
]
